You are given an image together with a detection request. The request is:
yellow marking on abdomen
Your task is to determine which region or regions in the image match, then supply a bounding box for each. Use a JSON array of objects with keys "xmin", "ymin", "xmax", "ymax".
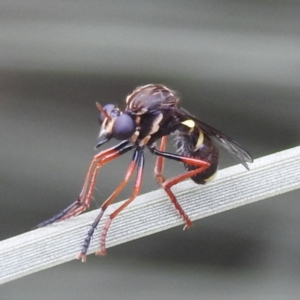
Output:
[
  {"xmin": 204, "ymin": 171, "xmax": 217, "ymax": 182},
  {"xmin": 181, "ymin": 119, "xmax": 204, "ymax": 150},
  {"xmin": 195, "ymin": 130, "xmax": 204, "ymax": 150}
]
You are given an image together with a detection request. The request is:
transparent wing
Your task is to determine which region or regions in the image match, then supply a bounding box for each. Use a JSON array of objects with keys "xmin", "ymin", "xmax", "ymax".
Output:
[{"xmin": 179, "ymin": 107, "xmax": 253, "ymax": 169}]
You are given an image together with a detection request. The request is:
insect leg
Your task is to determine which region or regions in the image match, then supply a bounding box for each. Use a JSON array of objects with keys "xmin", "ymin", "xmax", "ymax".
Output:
[
  {"xmin": 153, "ymin": 137, "xmax": 192, "ymax": 227},
  {"xmin": 36, "ymin": 140, "xmax": 131, "ymax": 227},
  {"xmin": 77, "ymin": 148, "xmax": 144, "ymax": 261},
  {"xmin": 78, "ymin": 140, "xmax": 130, "ymax": 208},
  {"xmin": 154, "ymin": 136, "xmax": 167, "ymax": 185},
  {"xmin": 151, "ymin": 147, "xmax": 210, "ymax": 229},
  {"xmin": 63, "ymin": 143, "xmax": 134, "ymax": 221},
  {"xmin": 96, "ymin": 149, "xmax": 145, "ymax": 256}
]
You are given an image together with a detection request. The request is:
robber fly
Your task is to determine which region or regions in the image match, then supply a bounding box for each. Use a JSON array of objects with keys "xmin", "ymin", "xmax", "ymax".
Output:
[{"xmin": 37, "ymin": 84, "xmax": 253, "ymax": 261}]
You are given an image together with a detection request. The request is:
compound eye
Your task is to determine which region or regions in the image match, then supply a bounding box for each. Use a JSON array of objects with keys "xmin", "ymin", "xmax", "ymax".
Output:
[
  {"xmin": 99, "ymin": 104, "xmax": 119, "ymax": 123},
  {"xmin": 112, "ymin": 113, "xmax": 136, "ymax": 140}
]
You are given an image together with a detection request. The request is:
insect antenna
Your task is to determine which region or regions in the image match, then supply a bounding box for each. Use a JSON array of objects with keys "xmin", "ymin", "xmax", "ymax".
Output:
[{"xmin": 96, "ymin": 102, "xmax": 112, "ymax": 121}]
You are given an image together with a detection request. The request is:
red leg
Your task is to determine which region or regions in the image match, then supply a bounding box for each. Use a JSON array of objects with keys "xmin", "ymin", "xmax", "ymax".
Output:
[
  {"xmin": 153, "ymin": 137, "xmax": 193, "ymax": 228},
  {"xmin": 61, "ymin": 145, "xmax": 133, "ymax": 220},
  {"xmin": 37, "ymin": 141, "xmax": 132, "ymax": 227},
  {"xmin": 67, "ymin": 141, "xmax": 132, "ymax": 217},
  {"xmin": 96, "ymin": 150, "xmax": 145, "ymax": 256},
  {"xmin": 154, "ymin": 136, "xmax": 167, "ymax": 185},
  {"xmin": 151, "ymin": 146, "xmax": 210, "ymax": 229},
  {"xmin": 77, "ymin": 149, "xmax": 143, "ymax": 261}
]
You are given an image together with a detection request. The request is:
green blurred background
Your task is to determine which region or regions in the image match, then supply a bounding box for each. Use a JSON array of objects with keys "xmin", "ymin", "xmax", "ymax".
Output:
[{"xmin": 1, "ymin": 1, "xmax": 300, "ymax": 299}]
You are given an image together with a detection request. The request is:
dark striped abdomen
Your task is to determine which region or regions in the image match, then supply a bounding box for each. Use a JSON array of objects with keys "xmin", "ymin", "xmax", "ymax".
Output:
[{"xmin": 174, "ymin": 131, "xmax": 219, "ymax": 184}]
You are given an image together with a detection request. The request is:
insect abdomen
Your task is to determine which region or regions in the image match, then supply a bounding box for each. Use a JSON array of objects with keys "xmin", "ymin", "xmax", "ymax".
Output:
[{"xmin": 175, "ymin": 131, "xmax": 219, "ymax": 184}]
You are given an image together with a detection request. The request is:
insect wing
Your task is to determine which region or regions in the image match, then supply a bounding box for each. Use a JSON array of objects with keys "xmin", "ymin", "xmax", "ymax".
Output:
[{"xmin": 179, "ymin": 107, "xmax": 253, "ymax": 169}]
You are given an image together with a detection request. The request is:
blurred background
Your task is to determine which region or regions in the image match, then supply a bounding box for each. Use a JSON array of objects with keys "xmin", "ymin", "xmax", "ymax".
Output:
[{"xmin": 1, "ymin": 1, "xmax": 300, "ymax": 299}]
